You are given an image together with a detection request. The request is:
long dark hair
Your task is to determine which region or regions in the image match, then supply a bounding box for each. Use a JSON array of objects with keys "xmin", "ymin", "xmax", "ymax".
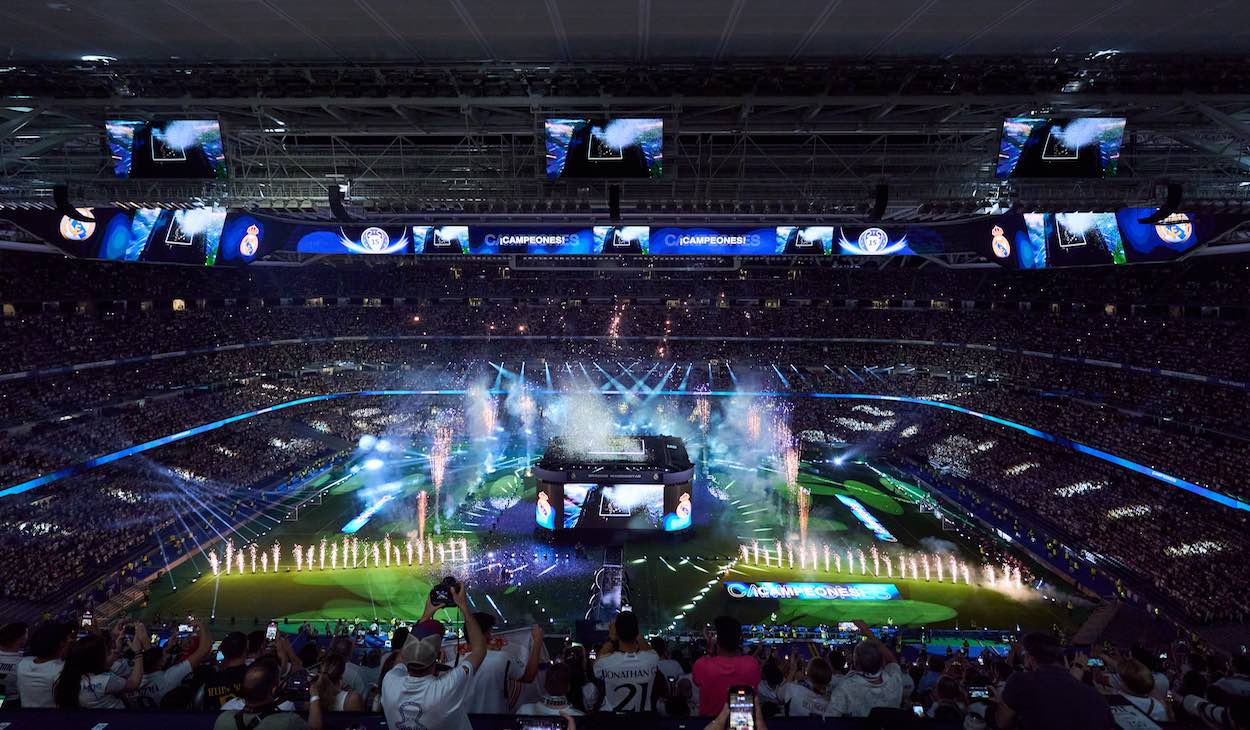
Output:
[{"xmin": 54, "ymin": 634, "xmax": 110, "ymax": 709}]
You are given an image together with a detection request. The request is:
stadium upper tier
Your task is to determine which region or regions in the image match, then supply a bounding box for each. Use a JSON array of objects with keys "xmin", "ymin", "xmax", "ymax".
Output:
[{"xmin": 3, "ymin": 249, "xmax": 1250, "ymax": 306}]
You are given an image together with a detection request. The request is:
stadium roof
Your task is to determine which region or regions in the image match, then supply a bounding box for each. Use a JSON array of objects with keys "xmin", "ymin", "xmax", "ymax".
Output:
[{"xmin": 0, "ymin": 0, "xmax": 1247, "ymax": 62}]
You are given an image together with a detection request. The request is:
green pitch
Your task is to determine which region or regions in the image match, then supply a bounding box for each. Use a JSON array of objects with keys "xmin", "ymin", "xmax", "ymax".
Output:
[{"xmin": 144, "ymin": 450, "xmax": 1081, "ymax": 635}]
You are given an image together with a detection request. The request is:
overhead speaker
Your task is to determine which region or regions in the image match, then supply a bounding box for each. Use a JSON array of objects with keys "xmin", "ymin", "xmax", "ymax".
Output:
[
  {"xmin": 869, "ymin": 183, "xmax": 888, "ymax": 222},
  {"xmin": 328, "ymin": 183, "xmax": 353, "ymax": 222},
  {"xmin": 608, "ymin": 185, "xmax": 621, "ymax": 223},
  {"xmin": 1138, "ymin": 182, "xmax": 1182, "ymax": 224},
  {"xmin": 53, "ymin": 184, "xmax": 94, "ymax": 223}
]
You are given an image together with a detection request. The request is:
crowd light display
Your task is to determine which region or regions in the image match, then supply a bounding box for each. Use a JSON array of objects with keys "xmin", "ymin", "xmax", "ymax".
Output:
[{"xmin": 3, "ymin": 390, "xmax": 1245, "ymax": 515}]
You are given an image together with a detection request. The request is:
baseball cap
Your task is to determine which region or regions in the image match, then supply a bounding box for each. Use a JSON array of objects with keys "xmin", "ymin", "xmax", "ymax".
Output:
[{"xmin": 399, "ymin": 633, "xmax": 443, "ymax": 669}]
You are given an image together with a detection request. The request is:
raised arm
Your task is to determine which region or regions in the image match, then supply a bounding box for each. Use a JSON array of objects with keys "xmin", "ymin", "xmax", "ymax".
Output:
[
  {"xmin": 186, "ymin": 621, "xmax": 213, "ymax": 667},
  {"xmin": 454, "ymin": 582, "xmax": 488, "ymax": 671},
  {"xmin": 520, "ymin": 624, "xmax": 544, "ymax": 683}
]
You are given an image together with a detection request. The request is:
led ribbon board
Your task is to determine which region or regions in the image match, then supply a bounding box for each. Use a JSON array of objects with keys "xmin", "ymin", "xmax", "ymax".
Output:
[
  {"xmin": 835, "ymin": 494, "xmax": 898, "ymax": 542},
  {"xmin": 725, "ymin": 581, "xmax": 900, "ymax": 601}
]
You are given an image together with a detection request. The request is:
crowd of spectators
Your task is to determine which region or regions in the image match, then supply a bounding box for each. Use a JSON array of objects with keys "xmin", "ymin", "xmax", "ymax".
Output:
[{"xmin": 1, "ymin": 605, "xmax": 1247, "ymax": 729}]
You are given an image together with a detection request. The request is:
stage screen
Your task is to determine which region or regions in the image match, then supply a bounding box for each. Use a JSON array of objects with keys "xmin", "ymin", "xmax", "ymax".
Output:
[
  {"xmin": 536, "ymin": 482, "xmax": 690, "ymax": 531},
  {"xmin": 650, "ymin": 227, "xmax": 779, "ymax": 255},
  {"xmin": 544, "ymin": 118, "xmax": 663, "ymax": 179},
  {"xmin": 1117, "ymin": 209, "xmax": 1205, "ymax": 262},
  {"xmin": 106, "ymin": 119, "xmax": 228, "ymax": 180},
  {"xmin": 996, "ymin": 117, "xmax": 1126, "ymax": 178}
]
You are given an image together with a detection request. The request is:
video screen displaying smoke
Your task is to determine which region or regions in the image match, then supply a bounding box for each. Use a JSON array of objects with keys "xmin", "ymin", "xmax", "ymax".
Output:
[
  {"xmin": 106, "ymin": 120, "xmax": 228, "ymax": 180},
  {"xmin": 995, "ymin": 117, "xmax": 1125, "ymax": 178},
  {"xmin": 1040, "ymin": 212, "xmax": 1126, "ymax": 266},
  {"xmin": 545, "ymin": 118, "xmax": 663, "ymax": 179},
  {"xmin": 113, "ymin": 208, "xmax": 226, "ymax": 265}
]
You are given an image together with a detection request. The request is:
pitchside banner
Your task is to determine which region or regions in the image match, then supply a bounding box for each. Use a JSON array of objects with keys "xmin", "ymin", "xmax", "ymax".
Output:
[{"xmin": 725, "ymin": 581, "xmax": 901, "ymax": 601}]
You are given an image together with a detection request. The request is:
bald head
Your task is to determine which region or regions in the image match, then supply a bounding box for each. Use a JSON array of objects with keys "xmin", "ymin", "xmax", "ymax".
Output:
[{"xmin": 240, "ymin": 661, "xmax": 280, "ymax": 705}]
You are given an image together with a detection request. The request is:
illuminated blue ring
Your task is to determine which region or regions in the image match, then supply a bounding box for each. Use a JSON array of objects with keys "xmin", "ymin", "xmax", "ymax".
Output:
[{"xmin": 2, "ymin": 389, "xmax": 1245, "ymax": 513}]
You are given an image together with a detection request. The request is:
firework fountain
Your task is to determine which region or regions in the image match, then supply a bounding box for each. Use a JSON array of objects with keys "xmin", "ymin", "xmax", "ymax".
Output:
[
  {"xmin": 206, "ymin": 536, "xmax": 470, "ymax": 577},
  {"xmin": 736, "ymin": 539, "xmax": 1025, "ymax": 590}
]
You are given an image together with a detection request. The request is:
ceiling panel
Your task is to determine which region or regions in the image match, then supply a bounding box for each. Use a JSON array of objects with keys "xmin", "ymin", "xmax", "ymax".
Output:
[
  {"xmin": 556, "ymin": 0, "xmax": 640, "ymax": 60},
  {"xmin": 0, "ymin": 0, "xmax": 1247, "ymax": 62}
]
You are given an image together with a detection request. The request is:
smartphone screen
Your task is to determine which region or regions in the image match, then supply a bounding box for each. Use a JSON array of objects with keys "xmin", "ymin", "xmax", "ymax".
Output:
[
  {"xmin": 912, "ymin": 704, "xmax": 925, "ymax": 717},
  {"xmin": 728, "ymin": 686, "xmax": 754, "ymax": 730},
  {"xmin": 969, "ymin": 686, "xmax": 991, "ymax": 700},
  {"xmin": 266, "ymin": 622, "xmax": 278, "ymax": 641},
  {"xmin": 1087, "ymin": 658, "xmax": 1104, "ymax": 668}
]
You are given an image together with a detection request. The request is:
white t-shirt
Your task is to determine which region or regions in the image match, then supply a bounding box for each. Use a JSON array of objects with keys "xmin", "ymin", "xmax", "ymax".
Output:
[
  {"xmin": 342, "ymin": 661, "xmax": 367, "ymax": 695},
  {"xmin": 593, "ymin": 650, "xmax": 660, "ymax": 712},
  {"xmin": 127, "ymin": 661, "xmax": 193, "ymax": 708},
  {"xmin": 1123, "ymin": 694, "xmax": 1168, "ymax": 721},
  {"xmin": 16, "ymin": 657, "xmax": 63, "ymax": 708},
  {"xmin": 464, "ymin": 649, "xmax": 527, "ymax": 714},
  {"xmin": 826, "ymin": 663, "xmax": 905, "ymax": 718},
  {"xmin": 0, "ymin": 650, "xmax": 22, "ymax": 699},
  {"xmin": 79, "ymin": 671, "xmax": 127, "ymax": 709},
  {"xmin": 776, "ymin": 682, "xmax": 831, "ymax": 717},
  {"xmin": 381, "ymin": 663, "xmax": 476, "ymax": 730}
]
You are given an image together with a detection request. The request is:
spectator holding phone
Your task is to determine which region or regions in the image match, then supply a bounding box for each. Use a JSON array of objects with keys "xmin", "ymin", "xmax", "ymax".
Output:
[
  {"xmin": 53, "ymin": 624, "xmax": 145, "ymax": 709},
  {"xmin": 693, "ymin": 616, "xmax": 761, "ymax": 716},
  {"xmin": 203, "ymin": 631, "xmax": 249, "ymax": 708},
  {"xmin": 127, "ymin": 620, "xmax": 212, "ymax": 709},
  {"xmin": 381, "ymin": 580, "xmax": 486, "ymax": 730},
  {"xmin": 593, "ymin": 611, "xmax": 663, "ymax": 712},
  {"xmin": 214, "ymin": 658, "xmax": 331, "ymax": 730},
  {"xmin": 825, "ymin": 623, "xmax": 906, "ymax": 718},
  {"xmin": 994, "ymin": 632, "xmax": 1111, "ymax": 730}
]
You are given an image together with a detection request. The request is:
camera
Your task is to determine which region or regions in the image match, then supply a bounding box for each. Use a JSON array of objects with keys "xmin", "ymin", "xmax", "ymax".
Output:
[{"xmin": 429, "ymin": 576, "xmax": 461, "ymax": 608}]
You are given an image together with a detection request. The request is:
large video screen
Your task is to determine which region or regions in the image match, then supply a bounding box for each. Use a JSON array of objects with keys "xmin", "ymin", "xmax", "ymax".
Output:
[
  {"xmin": 836, "ymin": 226, "xmax": 915, "ymax": 256},
  {"xmin": 106, "ymin": 120, "xmax": 228, "ymax": 180},
  {"xmin": 1116, "ymin": 210, "xmax": 1205, "ymax": 262},
  {"xmin": 293, "ymin": 225, "xmax": 411, "ymax": 255},
  {"xmin": 413, "ymin": 225, "xmax": 469, "ymax": 254},
  {"xmin": 536, "ymin": 482, "xmax": 690, "ymax": 531},
  {"xmin": 649, "ymin": 227, "xmax": 779, "ymax": 255},
  {"xmin": 89, "ymin": 208, "xmax": 226, "ymax": 265},
  {"xmin": 544, "ymin": 118, "xmax": 663, "ymax": 179},
  {"xmin": 996, "ymin": 117, "xmax": 1126, "ymax": 179},
  {"xmin": 1042, "ymin": 212, "xmax": 1126, "ymax": 266}
]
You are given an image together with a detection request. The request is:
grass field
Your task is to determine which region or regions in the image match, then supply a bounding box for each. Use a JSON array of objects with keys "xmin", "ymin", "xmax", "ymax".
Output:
[{"xmin": 144, "ymin": 448, "xmax": 1082, "ymax": 636}]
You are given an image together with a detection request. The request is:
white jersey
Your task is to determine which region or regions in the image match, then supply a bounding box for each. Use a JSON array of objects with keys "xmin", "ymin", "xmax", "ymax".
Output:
[
  {"xmin": 0, "ymin": 650, "xmax": 22, "ymax": 699},
  {"xmin": 126, "ymin": 661, "xmax": 193, "ymax": 708},
  {"xmin": 593, "ymin": 650, "xmax": 660, "ymax": 712},
  {"xmin": 776, "ymin": 682, "xmax": 831, "ymax": 717}
]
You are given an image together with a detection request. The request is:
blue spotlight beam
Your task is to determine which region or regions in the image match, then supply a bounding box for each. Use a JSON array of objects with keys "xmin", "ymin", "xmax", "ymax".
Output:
[{"xmin": 2, "ymin": 389, "xmax": 1246, "ymax": 514}]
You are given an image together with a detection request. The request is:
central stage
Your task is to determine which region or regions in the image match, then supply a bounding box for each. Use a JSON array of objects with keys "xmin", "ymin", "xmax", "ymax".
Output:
[{"xmin": 532, "ymin": 435, "xmax": 694, "ymax": 537}]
